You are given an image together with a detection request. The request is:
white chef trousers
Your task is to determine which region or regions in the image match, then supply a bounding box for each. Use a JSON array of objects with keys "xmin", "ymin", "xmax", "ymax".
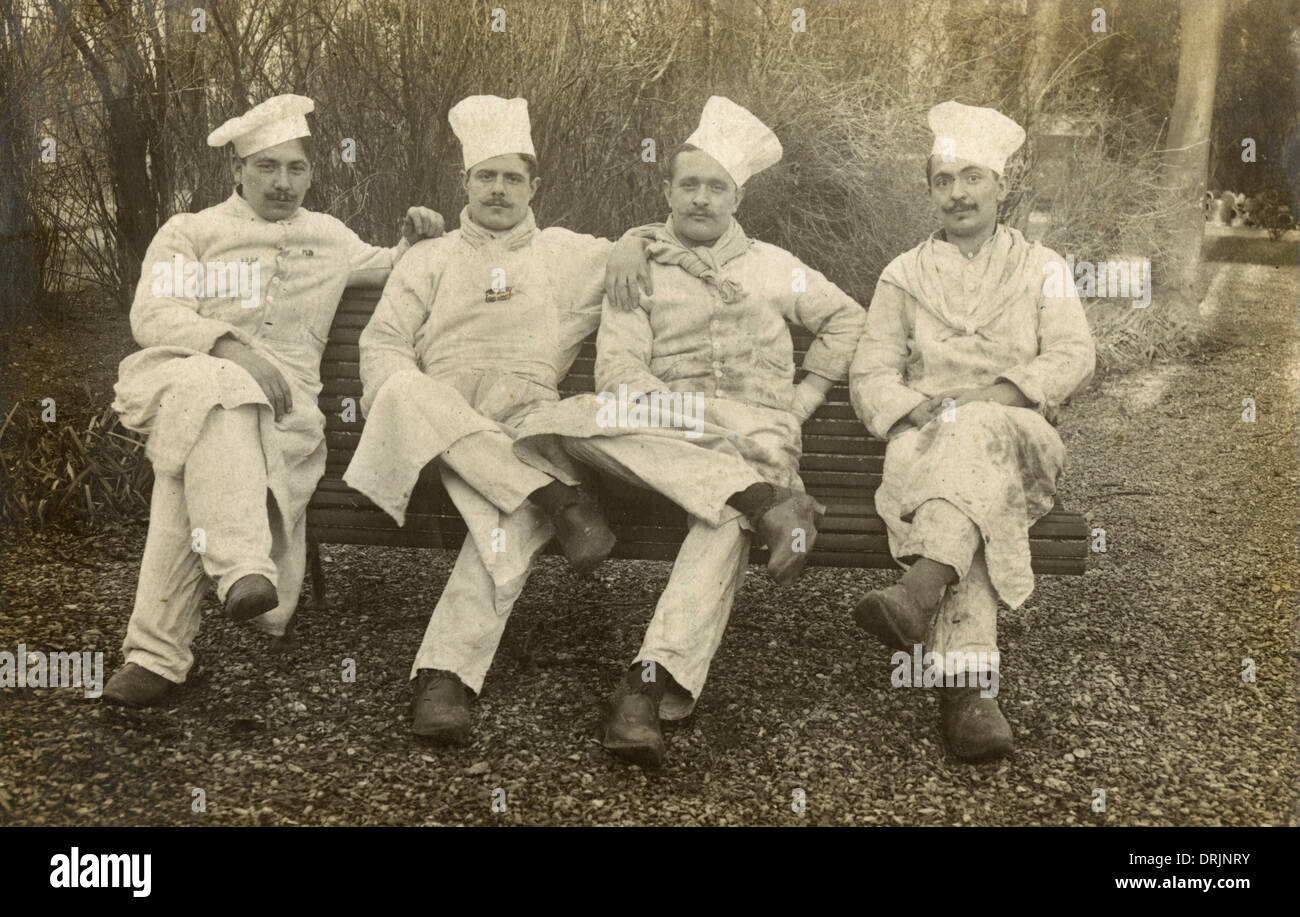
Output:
[
  {"xmin": 562, "ymin": 436, "xmax": 756, "ymax": 720},
  {"xmin": 120, "ymin": 405, "xmax": 302, "ymax": 683},
  {"xmin": 897, "ymin": 497, "xmax": 1000, "ymax": 670},
  {"xmin": 406, "ymin": 433, "xmax": 558, "ymax": 691},
  {"xmin": 407, "ymin": 508, "xmax": 546, "ymax": 692}
]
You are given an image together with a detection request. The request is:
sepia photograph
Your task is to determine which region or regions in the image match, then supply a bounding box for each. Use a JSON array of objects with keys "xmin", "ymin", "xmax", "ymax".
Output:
[{"xmin": 0, "ymin": 0, "xmax": 1295, "ymax": 864}]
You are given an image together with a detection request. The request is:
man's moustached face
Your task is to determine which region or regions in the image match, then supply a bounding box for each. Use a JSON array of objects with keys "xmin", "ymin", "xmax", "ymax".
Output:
[
  {"xmin": 462, "ymin": 153, "xmax": 539, "ymax": 232},
  {"xmin": 233, "ymin": 138, "xmax": 312, "ymax": 221},
  {"xmin": 664, "ymin": 148, "xmax": 745, "ymax": 245},
  {"xmin": 928, "ymin": 155, "xmax": 1007, "ymax": 243}
]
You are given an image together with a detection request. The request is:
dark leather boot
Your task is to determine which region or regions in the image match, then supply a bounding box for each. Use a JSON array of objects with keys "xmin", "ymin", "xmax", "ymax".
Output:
[
  {"xmin": 940, "ymin": 684, "xmax": 1014, "ymax": 762},
  {"xmin": 747, "ymin": 487, "xmax": 825, "ymax": 585},
  {"xmin": 547, "ymin": 490, "xmax": 617, "ymax": 575},
  {"xmin": 101, "ymin": 663, "xmax": 177, "ymax": 707},
  {"xmin": 411, "ymin": 668, "xmax": 471, "ymax": 744},
  {"xmin": 852, "ymin": 583, "xmax": 936, "ymax": 651},
  {"xmin": 600, "ymin": 664, "xmax": 668, "ymax": 769},
  {"xmin": 226, "ymin": 574, "xmax": 279, "ymax": 622}
]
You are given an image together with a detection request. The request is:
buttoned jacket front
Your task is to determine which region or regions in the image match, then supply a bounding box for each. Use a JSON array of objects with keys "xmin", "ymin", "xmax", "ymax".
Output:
[{"xmin": 595, "ymin": 239, "xmax": 865, "ymax": 412}]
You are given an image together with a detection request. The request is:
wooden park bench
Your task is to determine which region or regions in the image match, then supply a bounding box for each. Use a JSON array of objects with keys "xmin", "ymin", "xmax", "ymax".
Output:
[{"xmin": 305, "ymin": 287, "xmax": 1088, "ymax": 604}]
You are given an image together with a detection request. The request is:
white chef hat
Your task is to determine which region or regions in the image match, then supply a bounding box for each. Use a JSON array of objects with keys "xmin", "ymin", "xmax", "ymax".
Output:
[
  {"xmin": 448, "ymin": 95, "xmax": 537, "ymax": 171},
  {"xmin": 208, "ymin": 94, "xmax": 314, "ymax": 158},
  {"xmin": 927, "ymin": 100, "xmax": 1026, "ymax": 175},
  {"xmin": 683, "ymin": 96, "xmax": 783, "ymax": 188}
]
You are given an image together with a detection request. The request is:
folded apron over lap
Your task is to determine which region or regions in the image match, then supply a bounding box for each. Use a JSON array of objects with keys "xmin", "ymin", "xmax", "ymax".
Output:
[{"xmin": 875, "ymin": 401, "xmax": 1065, "ymax": 609}]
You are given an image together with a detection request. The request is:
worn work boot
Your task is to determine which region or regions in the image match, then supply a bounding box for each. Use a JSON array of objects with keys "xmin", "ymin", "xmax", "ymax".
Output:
[
  {"xmin": 939, "ymin": 684, "xmax": 1014, "ymax": 762},
  {"xmin": 546, "ymin": 489, "xmax": 617, "ymax": 576},
  {"xmin": 746, "ymin": 487, "xmax": 825, "ymax": 585},
  {"xmin": 411, "ymin": 668, "xmax": 471, "ymax": 744},
  {"xmin": 225, "ymin": 574, "xmax": 279, "ymax": 622},
  {"xmin": 852, "ymin": 583, "xmax": 936, "ymax": 651},
  {"xmin": 600, "ymin": 663, "xmax": 668, "ymax": 769},
  {"xmin": 101, "ymin": 663, "xmax": 176, "ymax": 708}
]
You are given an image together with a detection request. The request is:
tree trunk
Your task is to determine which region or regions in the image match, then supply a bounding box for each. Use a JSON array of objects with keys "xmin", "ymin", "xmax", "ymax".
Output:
[
  {"xmin": 1162, "ymin": 0, "xmax": 1228, "ymax": 308},
  {"xmin": 50, "ymin": 0, "xmax": 163, "ymax": 307},
  {"xmin": 1022, "ymin": 0, "xmax": 1063, "ymax": 131},
  {"xmin": 905, "ymin": 0, "xmax": 952, "ymax": 103},
  {"xmin": 0, "ymin": 0, "xmax": 40, "ymax": 325},
  {"xmin": 167, "ymin": 0, "xmax": 214, "ymax": 212}
]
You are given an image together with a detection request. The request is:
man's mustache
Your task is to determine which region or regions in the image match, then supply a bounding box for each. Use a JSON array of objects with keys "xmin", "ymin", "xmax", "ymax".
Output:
[{"xmin": 944, "ymin": 203, "xmax": 977, "ymax": 214}]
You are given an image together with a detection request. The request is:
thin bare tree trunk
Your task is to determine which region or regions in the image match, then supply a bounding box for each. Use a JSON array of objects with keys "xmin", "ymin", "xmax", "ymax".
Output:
[
  {"xmin": 1162, "ymin": 0, "xmax": 1228, "ymax": 306},
  {"xmin": 49, "ymin": 0, "xmax": 163, "ymax": 306},
  {"xmin": 166, "ymin": 0, "xmax": 214, "ymax": 211},
  {"xmin": 1022, "ymin": 0, "xmax": 1063, "ymax": 132},
  {"xmin": 905, "ymin": 0, "xmax": 951, "ymax": 103},
  {"xmin": 0, "ymin": 0, "xmax": 40, "ymax": 324}
]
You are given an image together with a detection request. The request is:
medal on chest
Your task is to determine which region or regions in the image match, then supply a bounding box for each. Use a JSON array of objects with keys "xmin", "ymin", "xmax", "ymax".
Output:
[{"xmin": 484, "ymin": 264, "xmax": 516, "ymax": 302}]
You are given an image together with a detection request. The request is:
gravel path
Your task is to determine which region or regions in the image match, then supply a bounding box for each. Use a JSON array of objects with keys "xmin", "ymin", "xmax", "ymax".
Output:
[{"xmin": 1, "ymin": 257, "xmax": 1296, "ymax": 826}]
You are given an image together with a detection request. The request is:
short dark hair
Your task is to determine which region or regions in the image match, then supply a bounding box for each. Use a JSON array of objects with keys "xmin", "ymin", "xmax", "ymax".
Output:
[{"xmin": 663, "ymin": 142, "xmax": 703, "ymax": 182}]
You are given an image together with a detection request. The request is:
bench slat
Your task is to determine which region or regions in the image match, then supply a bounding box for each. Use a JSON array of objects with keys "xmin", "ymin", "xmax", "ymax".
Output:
[
  {"xmin": 307, "ymin": 506, "xmax": 1083, "ymax": 558},
  {"xmin": 319, "ymin": 376, "xmax": 858, "ymax": 417},
  {"xmin": 305, "ymin": 521, "xmax": 1085, "ymax": 575},
  {"xmin": 322, "ymin": 410, "xmax": 873, "ymax": 442},
  {"xmin": 306, "ymin": 488, "xmax": 1085, "ymax": 541},
  {"xmin": 321, "ymin": 431, "xmax": 887, "ymax": 469}
]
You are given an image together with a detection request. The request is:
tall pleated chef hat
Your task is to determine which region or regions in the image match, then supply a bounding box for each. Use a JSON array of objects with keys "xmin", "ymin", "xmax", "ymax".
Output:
[
  {"xmin": 683, "ymin": 96, "xmax": 783, "ymax": 188},
  {"xmin": 927, "ymin": 100, "xmax": 1026, "ymax": 175},
  {"xmin": 448, "ymin": 96, "xmax": 537, "ymax": 171},
  {"xmin": 208, "ymin": 94, "xmax": 314, "ymax": 158}
]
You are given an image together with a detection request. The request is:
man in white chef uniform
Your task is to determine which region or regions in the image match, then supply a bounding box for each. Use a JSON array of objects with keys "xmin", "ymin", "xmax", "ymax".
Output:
[
  {"xmin": 344, "ymin": 96, "xmax": 650, "ymax": 744},
  {"xmin": 514, "ymin": 97, "xmax": 867, "ymax": 769},
  {"xmin": 104, "ymin": 94, "xmax": 444, "ymax": 706},
  {"xmin": 849, "ymin": 102, "xmax": 1095, "ymax": 761}
]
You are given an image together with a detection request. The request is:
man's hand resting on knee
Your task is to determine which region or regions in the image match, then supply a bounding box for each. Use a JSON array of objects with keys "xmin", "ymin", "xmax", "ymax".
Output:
[
  {"xmin": 211, "ymin": 336, "xmax": 294, "ymax": 421},
  {"xmin": 900, "ymin": 382, "xmax": 1033, "ymax": 433}
]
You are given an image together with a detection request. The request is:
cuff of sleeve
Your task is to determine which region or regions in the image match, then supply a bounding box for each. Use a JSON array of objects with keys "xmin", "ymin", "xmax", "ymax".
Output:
[
  {"xmin": 801, "ymin": 343, "xmax": 849, "ymax": 382},
  {"xmin": 791, "ymin": 384, "xmax": 824, "ymax": 422},
  {"xmin": 873, "ymin": 390, "xmax": 930, "ymax": 440},
  {"xmin": 620, "ymin": 223, "xmax": 665, "ymax": 242},
  {"xmin": 596, "ymin": 373, "xmax": 668, "ymax": 397},
  {"xmin": 995, "ymin": 370, "xmax": 1047, "ymax": 414},
  {"xmin": 197, "ymin": 320, "xmax": 251, "ymax": 354},
  {"xmin": 631, "ymin": 374, "xmax": 672, "ymax": 396}
]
